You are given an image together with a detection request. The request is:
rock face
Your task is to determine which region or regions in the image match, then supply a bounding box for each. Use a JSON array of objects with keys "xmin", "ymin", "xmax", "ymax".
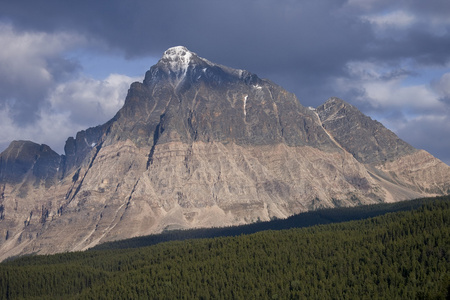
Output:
[
  {"xmin": 0, "ymin": 141, "xmax": 61, "ymax": 187},
  {"xmin": 316, "ymin": 97, "xmax": 417, "ymax": 165},
  {"xmin": 1, "ymin": 46, "xmax": 449, "ymax": 260}
]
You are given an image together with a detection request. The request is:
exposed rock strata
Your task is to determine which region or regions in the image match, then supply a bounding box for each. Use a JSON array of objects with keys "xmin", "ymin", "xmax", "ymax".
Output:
[{"xmin": 1, "ymin": 46, "xmax": 449, "ymax": 260}]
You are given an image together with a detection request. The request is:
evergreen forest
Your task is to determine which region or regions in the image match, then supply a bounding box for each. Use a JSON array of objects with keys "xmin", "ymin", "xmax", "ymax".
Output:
[{"xmin": 0, "ymin": 196, "xmax": 449, "ymax": 299}]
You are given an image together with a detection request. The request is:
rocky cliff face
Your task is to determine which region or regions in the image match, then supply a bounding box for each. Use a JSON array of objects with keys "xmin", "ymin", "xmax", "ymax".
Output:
[
  {"xmin": 316, "ymin": 97, "xmax": 417, "ymax": 165},
  {"xmin": 1, "ymin": 46, "xmax": 449, "ymax": 260},
  {"xmin": 0, "ymin": 141, "xmax": 61, "ymax": 187}
]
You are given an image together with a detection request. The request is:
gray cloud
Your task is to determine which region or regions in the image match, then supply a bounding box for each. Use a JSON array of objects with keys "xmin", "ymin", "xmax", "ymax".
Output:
[
  {"xmin": 3, "ymin": 0, "xmax": 448, "ymax": 107},
  {"xmin": 0, "ymin": 24, "xmax": 83, "ymax": 125},
  {"xmin": 0, "ymin": 0, "xmax": 373, "ymax": 104},
  {"xmin": 395, "ymin": 115, "xmax": 450, "ymax": 165}
]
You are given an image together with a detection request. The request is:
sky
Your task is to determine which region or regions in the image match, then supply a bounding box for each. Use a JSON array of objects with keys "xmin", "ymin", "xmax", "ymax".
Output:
[{"xmin": 0, "ymin": 0, "xmax": 449, "ymax": 165}]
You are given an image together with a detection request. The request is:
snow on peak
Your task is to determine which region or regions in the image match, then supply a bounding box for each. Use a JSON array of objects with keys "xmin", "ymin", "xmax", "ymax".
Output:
[
  {"xmin": 158, "ymin": 46, "xmax": 198, "ymax": 86},
  {"xmin": 162, "ymin": 46, "xmax": 193, "ymax": 71},
  {"xmin": 163, "ymin": 46, "xmax": 192, "ymax": 58},
  {"xmin": 153, "ymin": 46, "xmax": 250, "ymax": 87}
]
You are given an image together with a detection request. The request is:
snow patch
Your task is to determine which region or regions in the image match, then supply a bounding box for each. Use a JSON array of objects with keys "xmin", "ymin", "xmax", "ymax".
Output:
[
  {"xmin": 91, "ymin": 142, "xmax": 96, "ymax": 147},
  {"xmin": 161, "ymin": 46, "xmax": 194, "ymax": 86},
  {"xmin": 158, "ymin": 46, "xmax": 253, "ymax": 87},
  {"xmin": 308, "ymin": 106, "xmax": 316, "ymax": 111},
  {"xmin": 162, "ymin": 46, "xmax": 193, "ymax": 72},
  {"xmin": 253, "ymin": 85, "xmax": 262, "ymax": 90},
  {"xmin": 244, "ymin": 95, "xmax": 248, "ymax": 116}
]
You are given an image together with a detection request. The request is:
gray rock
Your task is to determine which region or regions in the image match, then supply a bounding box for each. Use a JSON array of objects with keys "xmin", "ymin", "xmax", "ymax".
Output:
[
  {"xmin": 0, "ymin": 140, "xmax": 61, "ymax": 187},
  {"xmin": 316, "ymin": 97, "xmax": 417, "ymax": 164},
  {"xmin": 109, "ymin": 46, "xmax": 337, "ymax": 150}
]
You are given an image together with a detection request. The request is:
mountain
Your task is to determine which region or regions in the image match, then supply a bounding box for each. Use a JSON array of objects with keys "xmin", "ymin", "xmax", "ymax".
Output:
[{"xmin": 1, "ymin": 46, "xmax": 449, "ymax": 260}]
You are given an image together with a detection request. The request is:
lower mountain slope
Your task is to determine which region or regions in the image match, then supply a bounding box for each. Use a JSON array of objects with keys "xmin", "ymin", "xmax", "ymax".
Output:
[{"xmin": 90, "ymin": 196, "xmax": 442, "ymax": 251}]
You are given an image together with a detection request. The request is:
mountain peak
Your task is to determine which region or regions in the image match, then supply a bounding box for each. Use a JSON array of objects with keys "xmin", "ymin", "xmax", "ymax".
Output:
[
  {"xmin": 0, "ymin": 140, "xmax": 60, "ymax": 186},
  {"xmin": 321, "ymin": 97, "xmax": 350, "ymax": 109},
  {"xmin": 146, "ymin": 46, "xmax": 249, "ymax": 88},
  {"xmin": 161, "ymin": 46, "xmax": 195, "ymax": 71},
  {"xmin": 317, "ymin": 97, "xmax": 417, "ymax": 164},
  {"xmin": 164, "ymin": 45, "xmax": 190, "ymax": 54},
  {"xmin": 149, "ymin": 46, "xmax": 213, "ymax": 86},
  {"xmin": 163, "ymin": 46, "xmax": 192, "ymax": 57}
]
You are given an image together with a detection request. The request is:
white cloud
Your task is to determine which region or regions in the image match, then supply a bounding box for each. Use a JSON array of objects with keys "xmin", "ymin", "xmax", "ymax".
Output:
[
  {"xmin": 337, "ymin": 61, "xmax": 445, "ymax": 112},
  {"xmin": 0, "ymin": 73, "xmax": 139, "ymax": 154},
  {"xmin": 0, "ymin": 23, "xmax": 84, "ymax": 89},
  {"xmin": 363, "ymin": 10, "xmax": 416, "ymax": 29},
  {"xmin": 48, "ymin": 73, "xmax": 140, "ymax": 126},
  {"xmin": 0, "ymin": 22, "xmax": 85, "ymax": 123},
  {"xmin": 363, "ymin": 81, "xmax": 442, "ymax": 111}
]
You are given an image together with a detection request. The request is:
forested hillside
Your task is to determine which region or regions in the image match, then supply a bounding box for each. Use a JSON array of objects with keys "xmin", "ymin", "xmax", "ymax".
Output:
[{"xmin": 1, "ymin": 196, "xmax": 449, "ymax": 299}]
